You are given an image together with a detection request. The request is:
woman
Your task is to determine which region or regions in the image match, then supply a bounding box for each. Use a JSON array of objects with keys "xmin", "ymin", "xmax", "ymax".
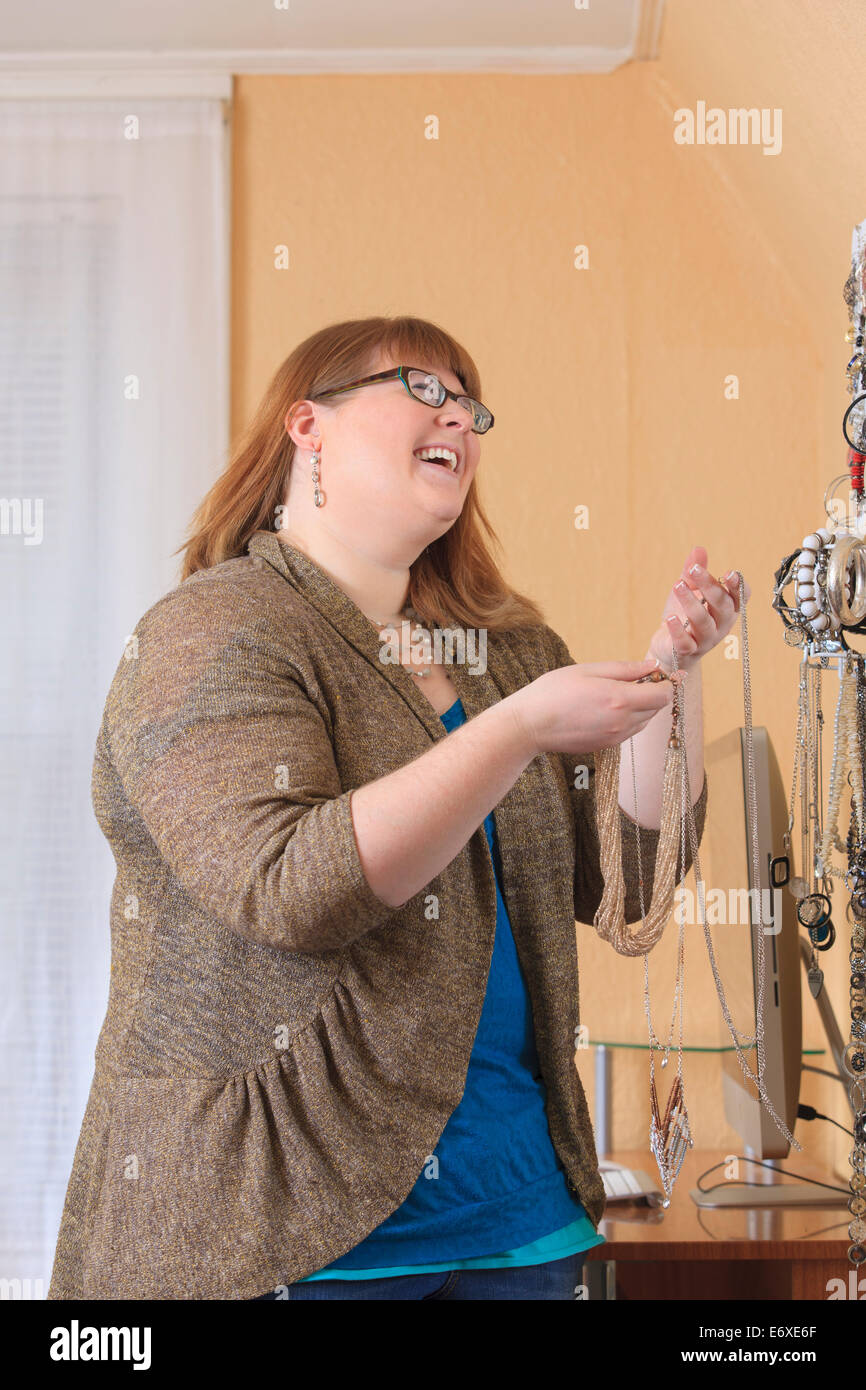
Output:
[{"xmin": 47, "ymin": 315, "xmax": 736, "ymax": 1302}]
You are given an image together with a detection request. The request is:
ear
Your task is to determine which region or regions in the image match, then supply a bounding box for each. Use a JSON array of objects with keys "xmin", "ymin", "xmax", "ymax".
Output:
[{"xmin": 284, "ymin": 400, "xmax": 321, "ymax": 453}]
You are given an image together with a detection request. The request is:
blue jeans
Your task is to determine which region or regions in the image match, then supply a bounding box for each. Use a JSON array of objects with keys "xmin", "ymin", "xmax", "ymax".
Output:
[{"xmin": 250, "ymin": 1253, "xmax": 584, "ymax": 1300}]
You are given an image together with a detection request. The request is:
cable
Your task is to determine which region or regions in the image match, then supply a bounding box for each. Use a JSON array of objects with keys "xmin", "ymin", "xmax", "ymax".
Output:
[
  {"xmin": 797, "ymin": 1101, "xmax": 855, "ymax": 1138},
  {"xmin": 695, "ymin": 1155, "xmax": 850, "ymax": 1199}
]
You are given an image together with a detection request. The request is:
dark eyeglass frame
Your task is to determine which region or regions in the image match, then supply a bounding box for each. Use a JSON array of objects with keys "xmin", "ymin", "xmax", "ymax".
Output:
[{"xmin": 310, "ymin": 365, "xmax": 495, "ymax": 434}]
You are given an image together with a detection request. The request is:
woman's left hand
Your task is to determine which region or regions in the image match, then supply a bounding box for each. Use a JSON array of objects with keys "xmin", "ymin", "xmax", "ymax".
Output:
[{"xmin": 645, "ymin": 545, "xmax": 752, "ymax": 674}]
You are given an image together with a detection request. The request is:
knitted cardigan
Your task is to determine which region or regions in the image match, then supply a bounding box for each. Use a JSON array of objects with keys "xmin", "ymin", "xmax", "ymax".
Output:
[{"xmin": 47, "ymin": 528, "xmax": 708, "ymax": 1300}]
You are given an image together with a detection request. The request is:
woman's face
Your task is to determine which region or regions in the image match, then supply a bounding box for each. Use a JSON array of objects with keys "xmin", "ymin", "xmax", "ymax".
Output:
[{"xmin": 292, "ymin": 352, "xmax": 483, "ymax": 564}]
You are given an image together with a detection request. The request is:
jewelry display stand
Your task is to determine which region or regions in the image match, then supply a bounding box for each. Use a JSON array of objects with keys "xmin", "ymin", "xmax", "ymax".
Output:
[
  {"xmin": 591, "ymin": 220, "xmax": 866, "ymax": 1266},
  {"xmin": 755, "ymin": 218, "xmax": 866, "ymax": 1259}
]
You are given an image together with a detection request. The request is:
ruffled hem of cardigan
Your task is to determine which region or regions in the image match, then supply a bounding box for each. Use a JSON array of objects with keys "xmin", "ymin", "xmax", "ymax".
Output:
[{"xmin": 48, "ymin": 970, "xmax": 503, "ymax": 1300}]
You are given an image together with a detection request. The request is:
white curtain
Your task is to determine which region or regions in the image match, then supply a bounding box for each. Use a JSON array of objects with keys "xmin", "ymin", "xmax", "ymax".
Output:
[{"xmin": 0, "ymin": 98, "xmax": 230, "ymax": 1296}]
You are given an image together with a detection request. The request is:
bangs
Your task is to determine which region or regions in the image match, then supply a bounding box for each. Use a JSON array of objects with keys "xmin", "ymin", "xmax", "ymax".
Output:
[{"xmin": 369, "ymin": 320, "xmax": 481, "ymax": 401}]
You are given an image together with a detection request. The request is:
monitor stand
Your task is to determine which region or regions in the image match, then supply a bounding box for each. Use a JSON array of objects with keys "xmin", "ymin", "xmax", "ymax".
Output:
[{"xmin": 690, "ymin": 1173, "xmax": 849, "ymax": 1209}]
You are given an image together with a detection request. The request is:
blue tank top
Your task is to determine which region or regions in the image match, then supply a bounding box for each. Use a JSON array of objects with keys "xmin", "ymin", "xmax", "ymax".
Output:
[{"xmin": 298, "ymin": 696, "xmax": 604, "ymax": 1279}]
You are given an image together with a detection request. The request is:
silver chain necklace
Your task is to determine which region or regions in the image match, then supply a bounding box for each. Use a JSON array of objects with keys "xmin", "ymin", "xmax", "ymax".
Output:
[{"xmin": 628, "ymin": 577, "xmax": 800, "ymax": 1205}]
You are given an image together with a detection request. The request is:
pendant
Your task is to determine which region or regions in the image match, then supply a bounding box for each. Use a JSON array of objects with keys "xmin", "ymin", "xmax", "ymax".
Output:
[
  {"xmin": 807, "ymin": 965, "xmax": 824, "ymax": 998},
  {"xmin": 649, "ymin": 1071, "xmax": 692, "ymax": 1204}
]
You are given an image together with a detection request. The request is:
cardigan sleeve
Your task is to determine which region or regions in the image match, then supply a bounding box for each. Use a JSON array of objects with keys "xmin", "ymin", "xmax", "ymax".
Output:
[
  {"xmin": 104, "ymin": 577, "xmax": 397, "ymax": 954},
  {"xmin": 541, "ymin": 625, "xmax": 708, "ymax": 932}
]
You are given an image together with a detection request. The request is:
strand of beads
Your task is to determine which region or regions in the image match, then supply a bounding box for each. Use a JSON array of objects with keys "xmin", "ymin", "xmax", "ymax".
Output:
[
  {"xmin": 818, "ymin": 655, "xmax": 860, "ymax": 880},
  {"xmin": 845, "ymin": 657, "xmax": 866, "ymax": 1265}
]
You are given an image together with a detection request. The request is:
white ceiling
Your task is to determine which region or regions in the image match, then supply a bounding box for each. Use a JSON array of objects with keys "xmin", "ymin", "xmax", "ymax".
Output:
[{"xmin": 0, "ymin": 0, "xmax": 663, "ymax": 76}]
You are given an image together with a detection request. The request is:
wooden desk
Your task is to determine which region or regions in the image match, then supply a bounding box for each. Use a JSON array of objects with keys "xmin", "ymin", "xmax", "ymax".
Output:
[{"xmin": 582, "ymin": 1149, "xmax": 854, "ymax": 1300}]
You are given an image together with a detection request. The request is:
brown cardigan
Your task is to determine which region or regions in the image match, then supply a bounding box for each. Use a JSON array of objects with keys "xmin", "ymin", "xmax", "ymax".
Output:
[{"xmin": 47, "ymin": 529, "xmax": 708, "ymax": 1300}]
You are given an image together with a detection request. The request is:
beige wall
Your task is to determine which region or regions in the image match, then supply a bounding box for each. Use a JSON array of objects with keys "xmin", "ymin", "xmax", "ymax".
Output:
[{"xmin": 231, "ymin": 0, "xmax": 866, "ymax": 1183}]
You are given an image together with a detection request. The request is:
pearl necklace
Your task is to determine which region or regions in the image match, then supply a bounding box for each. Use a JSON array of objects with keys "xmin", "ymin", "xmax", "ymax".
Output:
[{"xmin": 370, "ymin": 606, "xmax": 433, "ymax": 679}]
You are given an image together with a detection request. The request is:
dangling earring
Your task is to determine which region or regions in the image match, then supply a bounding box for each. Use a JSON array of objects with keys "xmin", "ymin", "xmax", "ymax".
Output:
[{"xmin": 311, "ymin": 452, "xmax": 324, "ymax": 508}]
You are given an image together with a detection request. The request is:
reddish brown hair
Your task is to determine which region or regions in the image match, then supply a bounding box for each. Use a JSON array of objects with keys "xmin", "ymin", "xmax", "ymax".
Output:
[{"xmin": 175, "ymin": 316, "xmax": 545, "ymax": 631}]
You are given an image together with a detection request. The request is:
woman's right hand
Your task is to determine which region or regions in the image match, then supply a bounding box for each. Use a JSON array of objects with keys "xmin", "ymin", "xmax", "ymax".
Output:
[{"xmin": 506, "ymin": 657, "xmax": 675, "ymax": 757}]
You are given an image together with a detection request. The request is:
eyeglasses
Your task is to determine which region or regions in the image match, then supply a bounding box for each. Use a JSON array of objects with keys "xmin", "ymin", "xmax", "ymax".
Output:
[{"xmin": 311, "ymin": 366, "xmax": 494, "ymax": 434}]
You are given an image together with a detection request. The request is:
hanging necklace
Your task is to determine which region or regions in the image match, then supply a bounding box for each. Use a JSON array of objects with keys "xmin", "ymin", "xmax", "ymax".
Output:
[
  {"xmin": 592, "ymin": 576, "xmax": 801, "ymax": 1202},
  {"xmin": 626, "ymin": 719, "xmax": 691, "ymax": 1206},
  {"xmin": 591, "ymin": 653, "xmax": 695, "ymax": 1204},
  {"xmin": 837, "ymin": 235, "xmax": 866, "ymax": 1267}
]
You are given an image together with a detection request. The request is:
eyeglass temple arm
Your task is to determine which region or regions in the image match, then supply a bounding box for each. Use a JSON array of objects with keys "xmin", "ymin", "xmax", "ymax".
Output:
[{"xmin": 314, "ymin": 369, "xmax": 402, "ymax": 401}]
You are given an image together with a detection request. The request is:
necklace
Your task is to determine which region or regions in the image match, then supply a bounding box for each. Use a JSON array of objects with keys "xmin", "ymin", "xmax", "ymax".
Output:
[
  {"xmin": 593, "ymin": 576, "xmax": 801, "ymax": 1201},
  {"xmin": 592, "ymin": 659, "xmax": 695, "ymax": 1204},
  {"xmin": 370, "ymin": 605, "xmax": 434, "ymax": 679}
]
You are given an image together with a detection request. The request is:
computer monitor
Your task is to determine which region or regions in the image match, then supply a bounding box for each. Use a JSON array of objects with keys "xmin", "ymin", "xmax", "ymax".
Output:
[
  {"xmin": 701, "ymin": 726, "xmax": 802, "ymax": 1160},
  {"xmin": 693, "ymin": 725, "xmax": 850, "ymax": 1208}
]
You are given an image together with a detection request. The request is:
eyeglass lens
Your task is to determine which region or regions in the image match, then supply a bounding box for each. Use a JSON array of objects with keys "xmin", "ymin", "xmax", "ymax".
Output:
[{"xmin": 406, "ymin": 369, "xmax": 491, "ymax": 433}]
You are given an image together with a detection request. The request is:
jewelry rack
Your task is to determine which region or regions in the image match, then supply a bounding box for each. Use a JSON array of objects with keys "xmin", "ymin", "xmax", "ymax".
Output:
[
  {"xmin": 765, "ymin": 218, "xmax": 866, "ymax": 1265},
  {"xmin": 586, "ymin": 222, "xmax": 866, "ymax": 1257}
]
